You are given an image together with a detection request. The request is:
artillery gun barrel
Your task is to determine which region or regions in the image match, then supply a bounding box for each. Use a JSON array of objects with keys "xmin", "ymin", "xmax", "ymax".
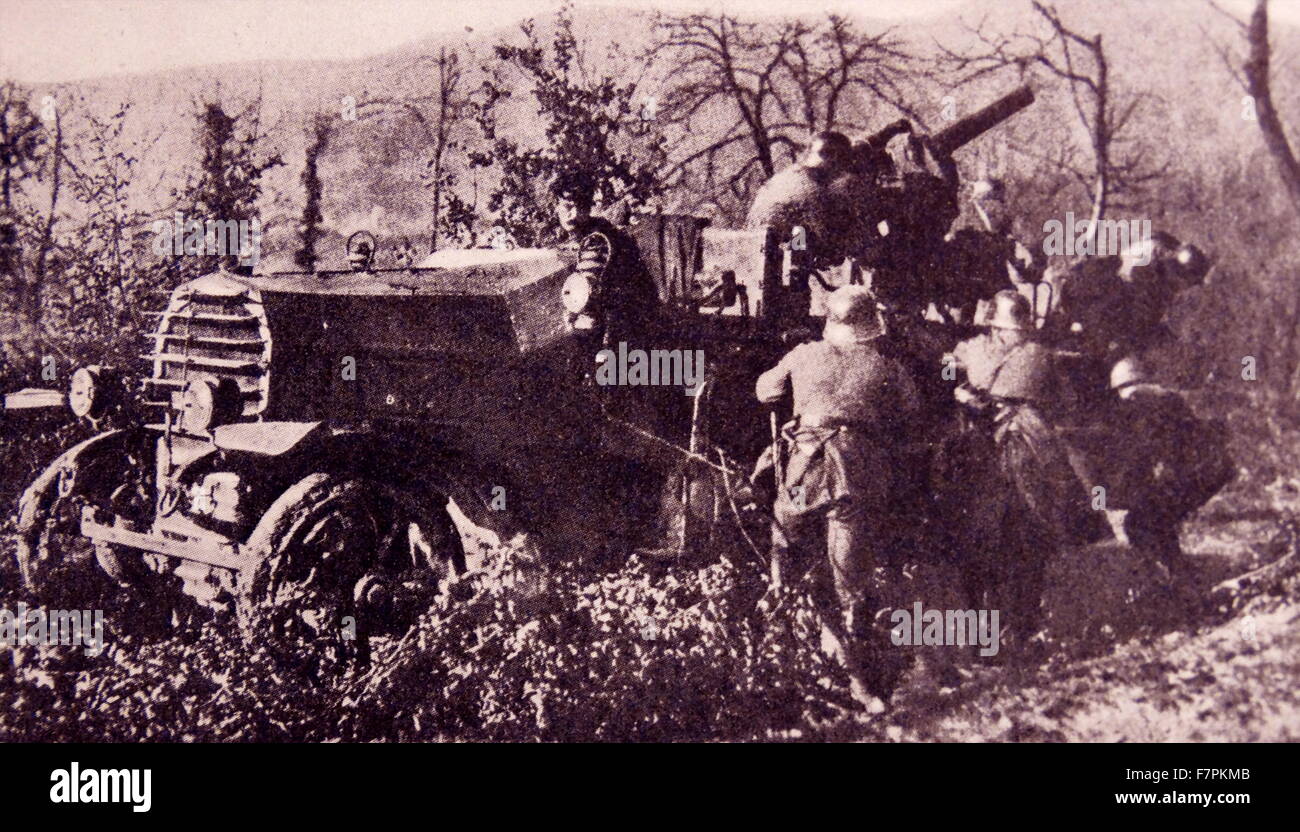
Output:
[
  {"xmin": 862, "ymin": 118, "xmax": 913, "ymax": 151},
  {"xmin": 929, "ymin": 85, "xmax": 1036, "ymax": 157}
]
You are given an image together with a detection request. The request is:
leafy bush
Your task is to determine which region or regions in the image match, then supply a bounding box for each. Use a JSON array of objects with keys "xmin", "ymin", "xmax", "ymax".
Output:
[
  {"xmin": 334, "ymin": 544, "xmax": 843, "ymax": 742},
  {"xmin": 0, "ymin": 526, "xmax": 849, "ymax": 742}
]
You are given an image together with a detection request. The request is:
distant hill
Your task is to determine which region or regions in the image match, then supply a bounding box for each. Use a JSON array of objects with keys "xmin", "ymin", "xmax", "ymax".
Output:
[{"xmin": 25, "ymin": 1, "xmax": 1291, "ymax": 234}]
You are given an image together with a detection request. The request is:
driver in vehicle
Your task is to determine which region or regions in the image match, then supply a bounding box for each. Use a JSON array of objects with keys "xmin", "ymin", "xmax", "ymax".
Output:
[{"xmin": 552, "ymin": 170, "xmax": 659, "ymax": 348}]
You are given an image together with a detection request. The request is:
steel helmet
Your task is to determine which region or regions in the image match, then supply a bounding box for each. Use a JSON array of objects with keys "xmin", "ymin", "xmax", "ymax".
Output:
[
  {"xmin": 984, "ymin": 289, "xmax": 1033, "ymax": 331},
  {"xmin": 823, "ymin": 284, "xmax": 885, "ymax": 346}
]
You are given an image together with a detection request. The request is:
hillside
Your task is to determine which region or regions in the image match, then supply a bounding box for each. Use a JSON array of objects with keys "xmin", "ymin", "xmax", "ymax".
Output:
[{"xmin": 25, "ymin": 1, "xmax": 1299, "ymax": 265}]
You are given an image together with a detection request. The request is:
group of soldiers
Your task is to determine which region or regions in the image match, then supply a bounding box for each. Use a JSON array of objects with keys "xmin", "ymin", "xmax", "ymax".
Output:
[
  {"xmin": 746, "ymin": 127, "xmax": 1233, "ymax": 712},
  {"xmin": 540, "ymin": 140, "xmax": 1233, "ymax": 714}
]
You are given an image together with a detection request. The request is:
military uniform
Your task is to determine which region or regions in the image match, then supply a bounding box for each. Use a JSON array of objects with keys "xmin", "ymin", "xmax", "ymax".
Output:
[
  {"xmin": 1047, "ymin": 234, "xmax": 1209, "ymax": 363},
  {"xmin": 564, "ymin": 215, "xmax": 660, "ymax": 346},
  {"xmin": 940, "ymin": 228, "xmax": 1043, "ymax": 324},
  {"xmin": 1105, "ymin": 360, "xmax": 1234, "ymax": 578},
  {"xmin": 756, "ymin": 285, "xmax": 919, "ymax": 705},
  {"xmin": 941, "ymin": 291, "xmax": 1103, "ymax": 645}
]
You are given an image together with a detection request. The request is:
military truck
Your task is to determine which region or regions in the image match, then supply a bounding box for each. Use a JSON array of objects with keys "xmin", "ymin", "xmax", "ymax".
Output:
[
  {"xmin": 14, "ymin": 89, "xmax": 1040, "ymax": 657},
  {"xmin": 13, "ymin": 227, "xmax": 795, "ymax": 651}
]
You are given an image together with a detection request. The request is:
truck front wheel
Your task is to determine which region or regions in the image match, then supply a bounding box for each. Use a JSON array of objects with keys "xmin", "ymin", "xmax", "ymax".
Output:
[{"xmin": 236, "ymin": 474, "xmax": 465, "ymax": 671}]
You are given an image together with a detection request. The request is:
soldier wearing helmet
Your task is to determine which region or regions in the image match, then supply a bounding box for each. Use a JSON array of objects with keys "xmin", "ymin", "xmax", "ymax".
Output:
[
  {"xmin": 1114, "ymin": 231, "xmax": 1211, "ymax": 357},
  {"xmin": 1047, "ymin": 230, "xmax": 1211, "ymax": 363},
  {"xmin": 746, "ymin": 132, "xmax": 861, "ymax": 323},
  {"xmin": 939, "ymin": 290, "xmax": 1102, "ymax": 652},
  {"xmin": 938, "ymin": 178, "xmax": 1044, "ymax": 326},
  {"xmin": 745, "ymin": 132, "xmax": 855, "ymax": 239},
  {"xmin": 755, "ymin": 284, "xmax": 920, "ymax": 711},
  {"xmin": 1101, "ymin": 356, "xmax": 1233, "ymax": 584},
  {"xmin": 951, "ymin": 290, "xmax": 1055, "ymax": 402}
]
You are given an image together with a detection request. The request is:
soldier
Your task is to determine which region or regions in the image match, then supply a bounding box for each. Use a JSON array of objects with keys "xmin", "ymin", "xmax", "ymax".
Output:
[
  {"xmin": 756, "ymin": 284, "xmax": 920, "ymax": 710},
  {"xmin": 939, "ymin": 178, "xmax": 1044, "ymax": 326},
  {"xmin": 1104, "ymin": 356, "xmax": 1234, "ymax": 583},
  {"xmin": 551, "ymin": 170, "xmax": 660, "ymax": 347},
  {"xmin": 939, "ymin": 290, "xmax": 1103, "ymax": 651},
  {"xmin": 863, "ymin": 131, "xmax": 960, "ymax": 316},
  {"xmin": 1046, "ymin": 230, "xmax": 1210, "ymax": 362},
  {"xmin": 745, "ymin": 131, "xmax": 855, "ymax": 242},
  {"xmin": 746, "ymin": 132, "xmax": 858, "ymax": 323}
]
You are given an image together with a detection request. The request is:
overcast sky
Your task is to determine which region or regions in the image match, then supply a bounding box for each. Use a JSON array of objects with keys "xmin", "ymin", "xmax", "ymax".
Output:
[{"xmin": 0, "ymin": 0, "xmax": 1294, "ymax": 83}]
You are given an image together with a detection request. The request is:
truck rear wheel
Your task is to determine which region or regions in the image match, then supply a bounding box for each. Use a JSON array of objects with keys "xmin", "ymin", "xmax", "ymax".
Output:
[{"xmin": 237, "ymin": 474, "xmax": 464, "ymax": 671}]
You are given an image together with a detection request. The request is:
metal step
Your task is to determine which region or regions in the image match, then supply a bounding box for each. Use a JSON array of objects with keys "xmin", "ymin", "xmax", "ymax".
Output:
[{"xmin": 145, "ymin": 310, "xmax": 261, "ymax": 325}]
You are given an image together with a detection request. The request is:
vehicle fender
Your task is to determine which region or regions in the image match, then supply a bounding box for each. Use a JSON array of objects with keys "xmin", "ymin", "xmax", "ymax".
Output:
[
  {"xmin": 17, "ymin": 430, "xmax": 134, "ymax": 535},
  {"xmin": 15, "ymin": 429, "xmax": 151, "ymax": 585},
  {"xmin": 212, "ymin": 421, "xmax": 322, "ymax": 456}
]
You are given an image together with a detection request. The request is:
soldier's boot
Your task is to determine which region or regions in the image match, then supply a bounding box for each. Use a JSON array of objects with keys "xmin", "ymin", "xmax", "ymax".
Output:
[
  {"xmin": 817, "ymin": 617, "xmax": 887, "ymax": 714},
  {"xmin": 995, "ymin": 546, "xmax": 1047, "ymax": 664},
  {"xmin": 1125, "ymin": 514, "xmax": 1186, "ymax": 589},
  {"xmin": 851, "ymin": 599, "xmax": 913, "ymax": 702}
]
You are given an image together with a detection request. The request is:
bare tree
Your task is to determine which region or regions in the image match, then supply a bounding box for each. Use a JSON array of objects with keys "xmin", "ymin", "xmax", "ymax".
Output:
[
  {"xmin": 0, "ymin": 84, "xmax": 46, "ymax": 359},
  {"xmin": 941, "ymin": 1, "xmax": 1163, "ymax": 228},
  {"xmin": 0, "ymin": 84, "xmax": 67, "ymax": 365},
  {"xmin": 56, "ymin": 99, "xmax": 168, "ymax": 364},
  {"xmin": 650, "ymin": 12, "xmax": 926, "ymax": 213},
  {"xmin": 1208, "ymin": 0, "xmax": 1300, "ymax": 214},
  {"xmin": 28, "ymin": 101, "xmax": 64, "ymax": 355},
  {"xmin": 357, "ymin": 47, "xmax": 472, "ymax": 252}
]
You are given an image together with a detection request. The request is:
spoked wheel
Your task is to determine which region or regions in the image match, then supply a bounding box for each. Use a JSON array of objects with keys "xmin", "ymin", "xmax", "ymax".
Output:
[
  {"xmin": 14, "ymin": 430, "xmax": 157, "ymax": 610},
  {"xmin": 238, "ymin": 475, "xmax": 464, "ymax": 675},
  {"xmin": 15, "ymin": 475, "xmax": 116, "ymax": 608}
]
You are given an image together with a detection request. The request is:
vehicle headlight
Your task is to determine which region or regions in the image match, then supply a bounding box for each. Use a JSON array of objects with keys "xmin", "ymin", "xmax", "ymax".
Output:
[
  {"xmin": 180, "ymin": 378, "xmax": 241, "ymax": 434},
  {"xmin": 561, "ymin": 273, "xmax": 593, "ymax": 314},
  {"xmin": 68, "ymin": 367, "xmax": 100, "ymax": 418}
]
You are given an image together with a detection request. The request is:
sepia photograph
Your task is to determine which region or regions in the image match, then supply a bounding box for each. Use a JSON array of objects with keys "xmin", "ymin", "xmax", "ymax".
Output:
[{"xmin": 0, "ymin": 0, "xmax": 1296, "ymax": 779}]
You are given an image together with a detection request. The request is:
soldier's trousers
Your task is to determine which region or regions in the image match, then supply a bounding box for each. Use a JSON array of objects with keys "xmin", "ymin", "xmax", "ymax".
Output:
[
  {"xmin": 772, "ymin": 492, "xmax": 874, "ymax": 626},
  {"xmin": 770, "ymin": 427, "xmax": 898, "ymax": 689}
]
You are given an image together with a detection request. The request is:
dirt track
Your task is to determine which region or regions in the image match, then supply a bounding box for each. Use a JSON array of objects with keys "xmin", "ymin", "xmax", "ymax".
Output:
[{"xmin": 810, "ymin": 497, "xmax": 1300, "ymax": 742}]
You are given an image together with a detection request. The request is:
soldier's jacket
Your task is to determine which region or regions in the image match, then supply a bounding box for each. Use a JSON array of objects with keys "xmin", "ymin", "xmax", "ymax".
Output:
[
  {"xmin": 746, "ymin": 163, "xmax": 865, "ymax": 266},
  {"xmin": 756, "ymin": 338, "xmax": 920, "ymax": 427},
  {"xmin": 1104, "ymin": 383, "xmax": 1234, "ymax": 517},
  {"xmin": 1049, "ymin": 256, "xmax": 1189, "ymax": 358},
  {"xmin": 945, "ymin": 332, "xmax": 1103, "ymax": 546},
  {"xmin": 567, "ymin": 215, "xmax": 660, "ymax": 342},
  {"xmin": 756, "ymin": 339, "xmax": 919, "ymax": 519},
  {"xmin": 940, "ymin": 228, "xmax": 1042, "ymax": 320},
  {"xmin": 951, "ymin": 333, "xmax": 1060, "ymax": 404}
]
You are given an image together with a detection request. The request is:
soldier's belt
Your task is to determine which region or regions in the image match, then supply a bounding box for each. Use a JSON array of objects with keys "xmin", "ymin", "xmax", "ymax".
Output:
[
  {"xmin": 798, "ymin": 417, "xmax": 873, "ymax": 430},
  {"xmin": 790, "ymin": 417, "xmax": 881, "ymax": 438}
]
